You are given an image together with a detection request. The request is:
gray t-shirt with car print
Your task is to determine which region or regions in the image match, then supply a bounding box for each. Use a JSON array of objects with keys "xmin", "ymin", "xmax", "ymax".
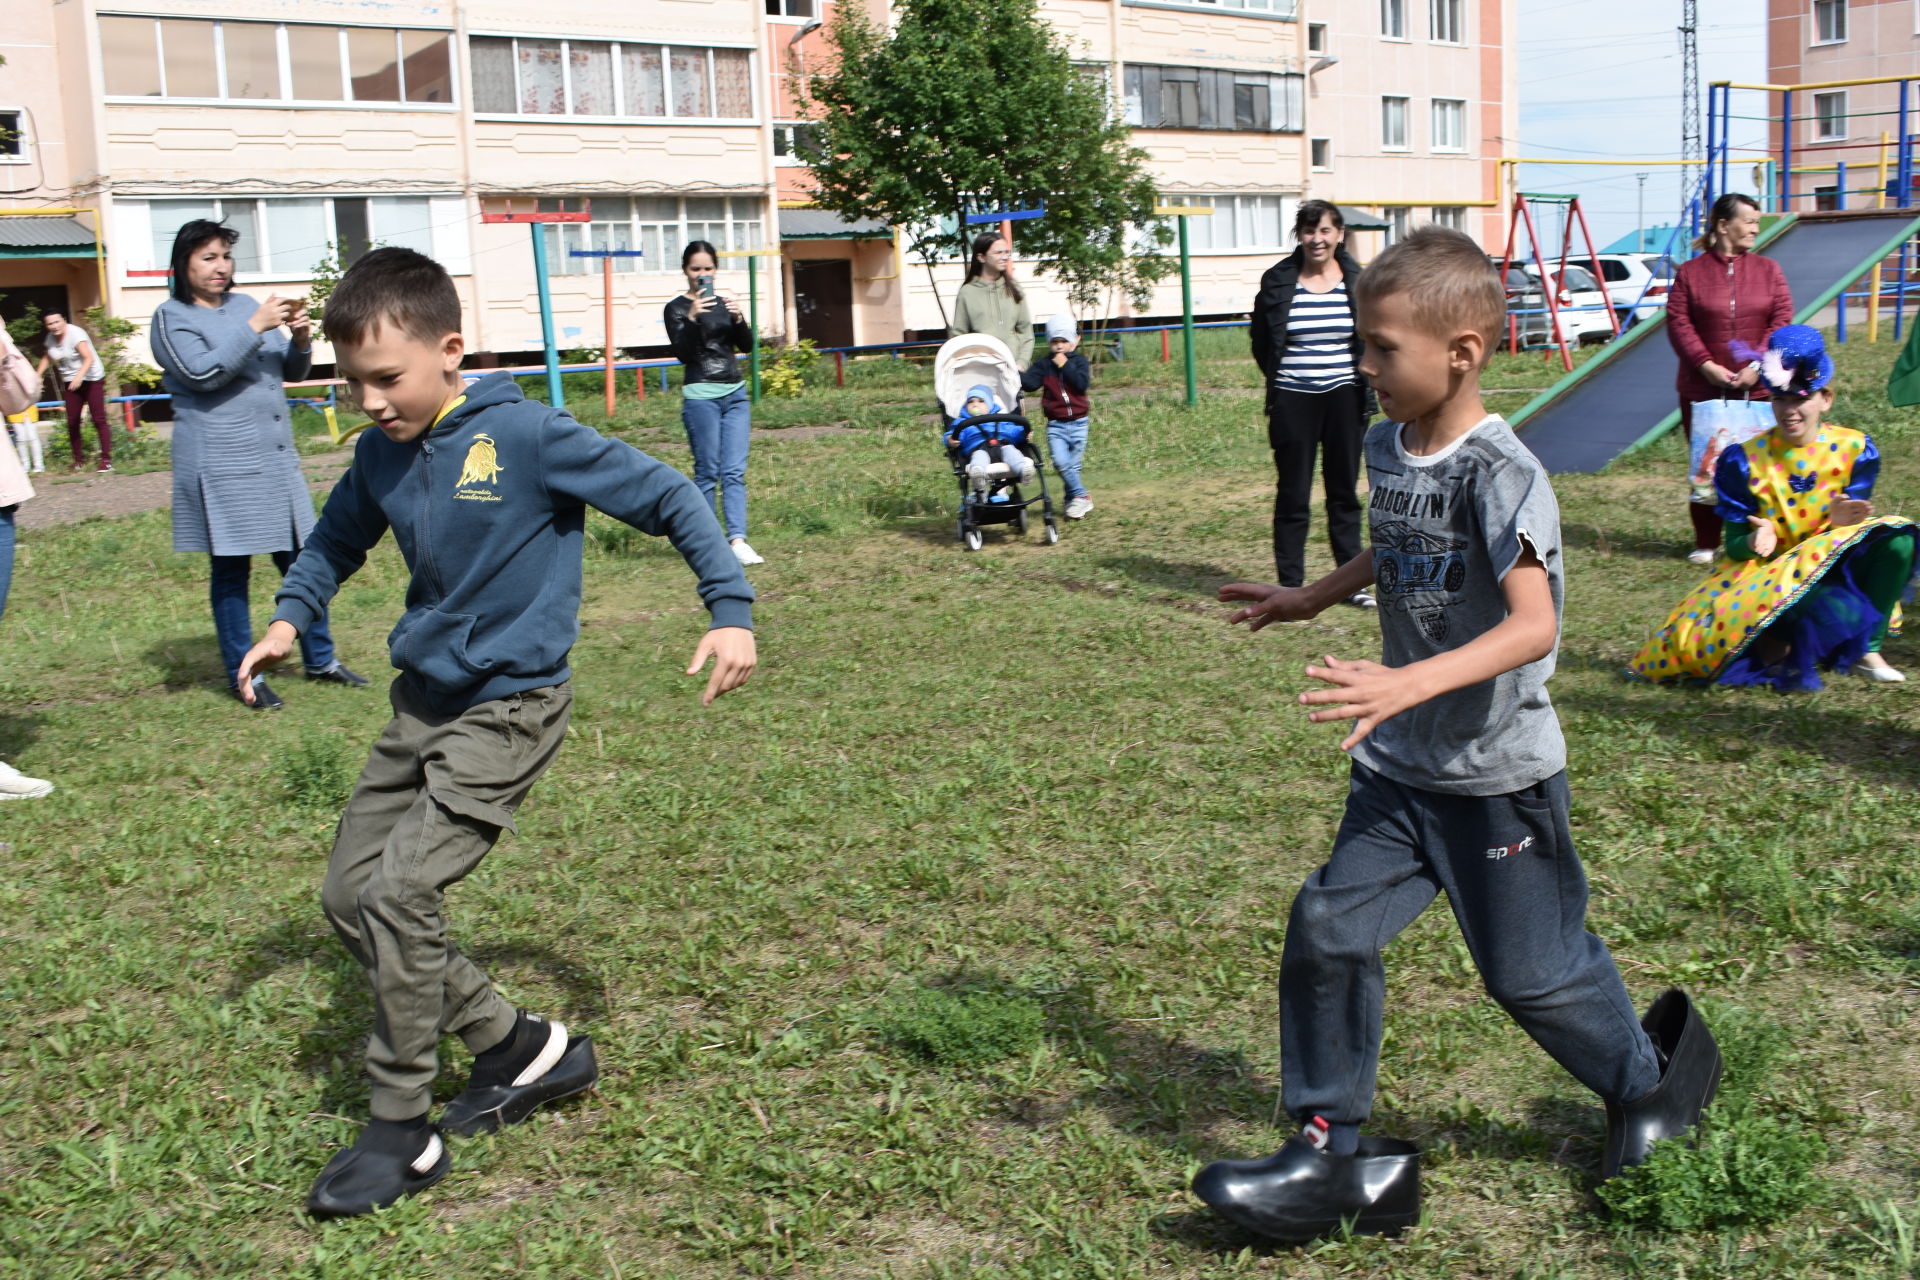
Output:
[{"xmin": 1349, "ymin": 415, "xmax": 1567, "ymax": 796}]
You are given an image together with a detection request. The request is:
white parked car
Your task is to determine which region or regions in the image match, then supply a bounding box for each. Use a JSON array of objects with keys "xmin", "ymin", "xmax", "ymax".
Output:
[
  {"xmin": 1522, "ymin": 263, "xmax": 1620, "ymax": 346},
  {"xmin": 1589, "ymin": 253, "xmax": 1674, "ymax": 325}
]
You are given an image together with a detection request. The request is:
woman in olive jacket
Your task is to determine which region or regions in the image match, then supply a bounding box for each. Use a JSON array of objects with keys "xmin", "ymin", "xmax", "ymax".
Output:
[{"xmin": 1249, "ymin": 200, "xmax": 1375, "ymax": 603}]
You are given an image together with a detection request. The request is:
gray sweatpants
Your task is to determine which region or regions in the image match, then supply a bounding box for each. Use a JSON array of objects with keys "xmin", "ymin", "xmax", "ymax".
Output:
[
  {"xmin": 320, "ymin": 678, "xmax": 572, "ymax": 1121},
  {"xmin": 1279, "ymin": 762, "xmax": 1662, "ymax": 1126}
]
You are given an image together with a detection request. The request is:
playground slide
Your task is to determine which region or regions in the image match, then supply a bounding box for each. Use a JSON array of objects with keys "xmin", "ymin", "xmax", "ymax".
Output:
[{"xmin": 1510, "ymin": 210, "xmax": 1920, "ymax": 474}]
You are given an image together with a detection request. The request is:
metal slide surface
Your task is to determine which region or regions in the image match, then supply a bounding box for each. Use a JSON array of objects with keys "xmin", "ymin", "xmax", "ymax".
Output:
[{"xmin": 1512, "ymin": 211, "xmax": 1920, "ymax": 473}]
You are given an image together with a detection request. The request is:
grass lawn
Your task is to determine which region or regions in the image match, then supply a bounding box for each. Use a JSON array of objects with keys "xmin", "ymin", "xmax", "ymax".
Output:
[{"xmin": 3, "ymin": 330, "xmax": 1919, "ymax": 1277}]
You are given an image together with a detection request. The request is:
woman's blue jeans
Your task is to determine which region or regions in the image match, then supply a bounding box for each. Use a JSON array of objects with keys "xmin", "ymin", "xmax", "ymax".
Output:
[
  {"xmin": 681, "ymin": 387, "xmax": 752, "ymax": 540},
  {"xmin": 1046, "ymin": 418, "xmax": 1090, "ymax": 500},
  {"xmin": 0, "ymin": 505, "xmax": 15, "ymax": 625},
  {"xmin": 211, "ymin": 549, "xmax": 335, "ymax": 687}
]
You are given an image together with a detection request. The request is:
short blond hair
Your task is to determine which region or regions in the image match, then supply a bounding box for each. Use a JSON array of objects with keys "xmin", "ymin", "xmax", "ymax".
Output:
[{"xmin": 1353, "ymin": 226, "xmax": 1506, "ymax": 350}]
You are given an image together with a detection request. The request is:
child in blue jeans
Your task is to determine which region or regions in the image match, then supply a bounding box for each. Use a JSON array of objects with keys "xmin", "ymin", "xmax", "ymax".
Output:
[{"xmin": 1021, "ymin": 314, "xmax": 1094, "ymax": 518}]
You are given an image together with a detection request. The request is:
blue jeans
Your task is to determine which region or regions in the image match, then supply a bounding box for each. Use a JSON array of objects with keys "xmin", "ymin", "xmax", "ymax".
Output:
[
  {"xmin": 0, "ymin": 505, "xmax": 14, "ymax": 625},
  {"xmin": 681, "ymin": 387, "xmax": 751, "ymax": 540},
  {"xmin": 210, "ymin": 548, "xmax": 336, "ymax": 687},
  {"xmin": 1046, "ymin": 418, "xmax": 1089, "ymax": 499}
]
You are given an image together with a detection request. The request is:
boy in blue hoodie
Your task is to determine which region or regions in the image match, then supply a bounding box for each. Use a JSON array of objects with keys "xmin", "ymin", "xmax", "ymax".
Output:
[{"xmin": 236, "ymin": 248, "xmax": 756, "ymax": 1219}]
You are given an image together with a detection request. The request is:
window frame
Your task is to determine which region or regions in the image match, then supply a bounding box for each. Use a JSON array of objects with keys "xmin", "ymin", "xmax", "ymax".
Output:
[
  {"xmin": 1385, "ymin": 207, "xmax": 1411, "ymax": 245},
  {"xmin": 1381, "ymin": 0, "xmax": 1408, "ymax": 41},
  {"xmin": 0, "ymin": 108, "xmax": 27, "ymax": 163},
  {"xmin": 535, "ymin": 194, "xmax": 767, "ymax": 276},
  {"xmin": 763, "ymin": 0, "xmax": 818, "ymax": 21},
  {"xmin": 97, "ymin": 14, "xmax": 457, "ymax": 109},
  {"xmin": 1119, "ymin": 0, "xmax": 1300, "ymax": 18},
  {"xmin": 1382, "ymin": 95, "xmax": 1409, "ymax": 151},
  {"xmin": 1431, "ymin": 97, "xmax": 1467, "ymax": 152},
  {"xmin": 1310, "ymin": 136, "xmax": 1333, "ymax": 171},
  {"xmin": 1151, "ymin": 193, "xmax": 1294, "ymax": 256},
  {"xmin": 1430, "ymin": 205, "xmax": 1465, "ymax": 231},
  {"xmin": 1812, "ymin": 89, "xmax": 1848, "ymax": 142},
  {"xmin": 771, "ymin": 122, "xmax": 824, "ymax": 166},
  {"xmin": 1121, "ymin": 63, "xmax": 1304, "ymax": 133},
  {"xmin": 1429, "ymin": 0, "xmax": 1465, "ymax": 45},
  {"xmin": 1812, "ymin": 0, "xmax": 1848, "ymax": 45},
  {"xmin": 126, "ymin": 193, "xmax": 466, "ymax": 282},
  {"xmin": 1307, "ymin": 22, "xmax": 1329, "ymax": 53},
  {"xmin": 467, "ymin": 33, "xmax": 759, "ymax": 124}
]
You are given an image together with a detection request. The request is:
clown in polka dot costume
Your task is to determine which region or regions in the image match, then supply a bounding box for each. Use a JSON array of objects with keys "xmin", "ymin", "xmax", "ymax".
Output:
[{"xmin": 1631, "ymin": 326, "xmax": 1917, "ymax": 690}]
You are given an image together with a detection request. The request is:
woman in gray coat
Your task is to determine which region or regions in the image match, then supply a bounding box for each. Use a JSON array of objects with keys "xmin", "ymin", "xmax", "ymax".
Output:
[{"xmin": 152, "ymin": 219, "xmax": 365, "ymax": 709}]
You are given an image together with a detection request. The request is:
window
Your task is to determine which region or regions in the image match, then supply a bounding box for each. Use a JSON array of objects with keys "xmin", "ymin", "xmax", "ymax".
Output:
[
  {"xmin": 536, "ymin": 195, "xmax": 764, "ymax": 274},
  {"xmin": 1432, "ymin": 98, "xmax": 1466, "ymax": 151},
  {"xmin": 1814, "ymin": 0, "xmax": 1847, "ymax": 43},
  {"xmin": 1311, "ymin": 137, "xmax": 1332, "ymax": 170},
  {"xmin": 766, "ymin": 0, "xmax": 817, "ymax": 16},
  {"xmin": 772, "ymin": 123, "xmax": 824, "ymax": 164},
  {"xmin": 1122, "ymin": 0, "xmax": 1299, "ymax": 14},
  {"xmin": 98, "ymin": 16, "xmax": 453, "ymax": 104},
  {"xmin": 1382, "ymin": 96, "xmax": 1409, "ymax": 149},
  {"xmin": 1154, "ymin": 194, "xmax": 1291, "ymax": 253},
  {"xmin": 1430, "ymin": 206, "xmax": 1465, "ymax": 231},
  {"xmin": 1385, "ymin": 207, "xmax": 1411, "ymax": 245},
  {"xmin": 1813, "ymin": 90, "xmax": 1847, "ymax": 141},
  {"xmin": 1430, "ymin": 0, "xmax": 1465, "ymax": 43},
  {"xmin": 1813, "ymin": 184, "xmax": 1841, "ymax": 213},
  {"xmin": 1122, "ymin": 64, "xmax": 1304, "ymax": 132},
  {"xmin": 0, "ymin": 110, "xmax": 25, "ymax": 162},
  {"xmin": 1382, "ymin": 0, "xmax": 1406, "ymax": 39},
  {"xmin": 1308, "ymin": 23, "xmax": 1329, "ymax": 53},
  {"xmin": 470, "ymin": 37, "xmax": 754, "ymax": 119},
  {"xmin": 131, "ymin": 195, "xmax": 467, "ymax": 276}
]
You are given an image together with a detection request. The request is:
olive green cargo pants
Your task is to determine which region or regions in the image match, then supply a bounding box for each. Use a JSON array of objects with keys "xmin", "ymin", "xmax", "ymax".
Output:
[{"xmin": 320, "ymin": 678, "xmax": 572, "ymax": 1121}]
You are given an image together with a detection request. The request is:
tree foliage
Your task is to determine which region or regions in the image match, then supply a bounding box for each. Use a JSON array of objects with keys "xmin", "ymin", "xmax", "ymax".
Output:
[{"xmin": 800, "ymin": 0, "xmax": 1171, "ymax": 320}]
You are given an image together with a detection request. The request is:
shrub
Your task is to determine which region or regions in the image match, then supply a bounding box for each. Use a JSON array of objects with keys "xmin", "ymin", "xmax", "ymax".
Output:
[
  {"xmin": 879, "ymin": 983, "xmax": 1044, "ymax": 1067},
  {"xmin": 761, "ymin": 339, "xmax": 821, "ymax": 399}
]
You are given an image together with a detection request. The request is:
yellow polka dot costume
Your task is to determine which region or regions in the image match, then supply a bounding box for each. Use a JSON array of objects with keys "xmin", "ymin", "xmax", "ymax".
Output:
[{"xmin": 1630, "ymin": 422, "xmax": 1914, "ymax": 686}]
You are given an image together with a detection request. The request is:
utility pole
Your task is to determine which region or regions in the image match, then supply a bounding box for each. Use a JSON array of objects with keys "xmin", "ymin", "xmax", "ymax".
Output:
[
  {"xmin": 1636, "ymin": 172, "xmax": 1649, "ymax": 250},
  {"xmin": 1680, "ymin": 0, "xmax": 1700, "ymax": 212}
]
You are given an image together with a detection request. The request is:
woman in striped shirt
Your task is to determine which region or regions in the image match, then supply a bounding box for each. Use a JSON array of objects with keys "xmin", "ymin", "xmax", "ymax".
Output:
[{"xmin": 1250, "ymin": 200, "xmax": 1375, "ymax": 606}]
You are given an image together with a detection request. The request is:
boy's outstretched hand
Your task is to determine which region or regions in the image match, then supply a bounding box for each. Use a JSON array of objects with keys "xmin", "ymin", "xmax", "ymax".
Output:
[
  {"xmin": 234, "ymin": 620, "xmax": 299, "ymax": 702},
  {"xmin": 1219, "ymin": 582, "xmax": 1319, "ymax": 630},
  {"xmin": 1300, "ymin": 654, "xmax": 1425, "ymax": 751},
  {"xmin": 688, "ymin": 626, "xmax": 756, "ymax": 705}
]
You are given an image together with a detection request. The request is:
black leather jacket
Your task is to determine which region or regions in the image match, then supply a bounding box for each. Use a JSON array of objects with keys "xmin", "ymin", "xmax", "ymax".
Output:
[
  {"xmin": 1249, "ymin": 245, "xmax": 1376, "ymax": 417},
  {"xmin": 663, "ymin": 295, "xmax": 753, "ymax": 385}
]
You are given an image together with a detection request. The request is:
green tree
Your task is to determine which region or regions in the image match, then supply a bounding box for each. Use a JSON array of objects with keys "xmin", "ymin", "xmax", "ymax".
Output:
[{"xmin": 800, "ymin": 0, "xmax": 1170, "ymax": 326}]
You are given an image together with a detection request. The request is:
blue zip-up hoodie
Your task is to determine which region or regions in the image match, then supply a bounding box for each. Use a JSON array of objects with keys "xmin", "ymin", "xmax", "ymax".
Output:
[{"xmin": 273, "ymin": 372, "xmax": 754, "ymax": 713}]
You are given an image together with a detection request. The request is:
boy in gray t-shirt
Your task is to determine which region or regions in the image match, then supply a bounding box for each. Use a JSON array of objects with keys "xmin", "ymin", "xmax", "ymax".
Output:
[{"xmin": 1189, "ymin": 229, "xmax": 1722, "ymax": 1243}]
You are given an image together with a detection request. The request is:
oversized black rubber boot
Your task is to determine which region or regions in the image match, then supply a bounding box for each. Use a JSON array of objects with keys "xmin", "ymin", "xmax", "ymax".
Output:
[
  {"xmin": 1601, "ymin": 987, "xmax": 1722, "ymax": 1180},
  {"xmin": 1191, "ymin": 1135, "xmax": 1421, "ymax": 1241},
  {"xmin": 306, "ymin": 1124, "xmax": 450, "ymax": 1220},
  {"xmin": 441, "ymin": 1032, "xmax": 599, "ymax": 1137}
]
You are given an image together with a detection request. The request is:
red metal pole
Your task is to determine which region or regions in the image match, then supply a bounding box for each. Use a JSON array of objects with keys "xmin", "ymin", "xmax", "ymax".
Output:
[
  {"xmin": 122, "ymin": 399, "xmax": 136, "ymax": 436},
  {"xmin": 635, "ymin": 364, "xmax": 646, "ymax": 401},
  {"xmin": 1161, "ymin": 328, "xmax": 1170, "ymax": 362},
  {"xmin": 1515, "ymin": 196, "xmax": 1572, "ymax": 372},
  {"xmin": 603, "ymin": 255, "xmax": 616, "ymax": 419},
  {"xmin": 836, "ymin": 350, "xmax": 845, "ymax": 387},
  {"xmin": 1568, "ymin": 196, "xmax": 1620, "ymax": 336}
]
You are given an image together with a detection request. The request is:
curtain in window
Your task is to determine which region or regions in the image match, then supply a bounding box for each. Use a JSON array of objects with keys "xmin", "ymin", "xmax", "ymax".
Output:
[
  {"xmin": 518, "ymin": 39, "xmax": 565, "ymax": 115},
  {"xmin": 670, "ymin": 48, "xmax": 711, "ymax": 117},
  {"xmin": 622, "ymin": 45, "xmax": 666, "ymax": 116},
  {"xmin": 265, "ymin": 199, "xmax": 329, "ymax": 273},
  {"xmin": 713, "ymin": 49, "xmax": 752, "ymax": 118},
  {"xmin": 470, "ymin": 38, "xmax": 516, "ymax": 112},
  {"xmin": 569, "ymin": 42, "xmax": 614, "ymax": 115}
]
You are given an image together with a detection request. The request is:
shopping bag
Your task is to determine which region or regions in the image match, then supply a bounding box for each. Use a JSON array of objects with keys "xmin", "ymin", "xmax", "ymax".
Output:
[
  {"xmin": 1688, "ymin": 397, "xmax": 1774, "ymax": 504},
  {"xmin": 0, "ymin": 334, "xmax": 36, "ymax": 417}
]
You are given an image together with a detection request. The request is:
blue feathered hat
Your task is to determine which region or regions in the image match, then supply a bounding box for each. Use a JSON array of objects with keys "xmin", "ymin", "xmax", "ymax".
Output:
[{"xmin": 1756, "ymin": 324, "xmax": 1834, "ymax": 398}]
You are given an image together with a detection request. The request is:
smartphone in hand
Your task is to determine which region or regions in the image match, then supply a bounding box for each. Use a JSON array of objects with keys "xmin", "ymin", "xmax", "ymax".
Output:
[{"xmin": 699, "ymin": 275, "xmax": 717, "ymax": 301}]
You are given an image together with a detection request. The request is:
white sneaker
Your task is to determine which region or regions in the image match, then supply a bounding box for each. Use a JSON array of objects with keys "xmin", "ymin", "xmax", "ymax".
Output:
[
  {"xmin": 1065, "ymin": 496, "xmax": 1093, "ymax": 520},
  {"xmin": 0, "ymin": 761, "xmax": 54, "ymax": 800},
  {"xmin": 1686, "ymin": 548, "xmax": 1716, "ymax": 566},
  {"xmin": 730, "ymin": 540, "xmax": 764, "ymax": 567},
  {"xmin": 1856, "ymin": 654, "xmax": 1906, "ymax": 683},
  {"xmin": 1016, "ymin": 458, "xmax": 1038, "ymax": 483}
]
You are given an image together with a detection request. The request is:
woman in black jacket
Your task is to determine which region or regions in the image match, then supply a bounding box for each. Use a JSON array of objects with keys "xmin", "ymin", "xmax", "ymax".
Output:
[
  {"xmin": 1249, "ymin": 200, "xmax": 1374, "ymax": 606},
  {"xmin": 664, "ymin": 240, "xmax": 762, "ymax": 566}
]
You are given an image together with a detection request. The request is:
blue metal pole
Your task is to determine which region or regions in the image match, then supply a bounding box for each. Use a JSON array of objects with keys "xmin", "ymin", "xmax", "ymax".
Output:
[
  {"xmin": 1837, "ymin": 159, "xmax": 1847, "ymax": 211},
  {"xmin": 1900, "ymin": 81, "xmax": 1912, "ymax": 207},
  {"xmin": 1718, "ymin": 84, "xmax": 1730, "ymax": 200},
  {"xmin": 529, "ymin": 223, "xmax": 564, "ymax": 409},
  {"xmin": 1705, "ymin": 84, "xmax": 1719, "ymax": 212},
  {"xmin": 1780, "ymin": 89, "xmax": 1793, "ymax": 213}
]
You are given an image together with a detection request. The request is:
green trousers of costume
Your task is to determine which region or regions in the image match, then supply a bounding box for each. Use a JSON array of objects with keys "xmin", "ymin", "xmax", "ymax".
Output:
[{"xmin": 320, "ymin": 679, "xmax": 572, "ymax": 1121}]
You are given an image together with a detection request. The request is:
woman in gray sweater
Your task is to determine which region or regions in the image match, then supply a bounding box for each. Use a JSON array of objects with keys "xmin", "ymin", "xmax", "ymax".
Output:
[{"xmin": 151, "ymin": 219, "xmax": 365, "ymax": 709}]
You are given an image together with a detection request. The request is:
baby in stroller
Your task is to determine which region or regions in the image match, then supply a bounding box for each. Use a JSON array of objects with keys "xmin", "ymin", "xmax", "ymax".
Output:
[{"xmin": 947, "ymin": 384, "xmax": 1038, "ymax": 495}]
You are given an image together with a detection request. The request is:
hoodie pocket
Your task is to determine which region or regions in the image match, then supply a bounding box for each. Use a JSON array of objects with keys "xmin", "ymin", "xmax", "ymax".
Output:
[{"xmin": 389, "ymin": 608, "xmax": 490, "ymax": 689}]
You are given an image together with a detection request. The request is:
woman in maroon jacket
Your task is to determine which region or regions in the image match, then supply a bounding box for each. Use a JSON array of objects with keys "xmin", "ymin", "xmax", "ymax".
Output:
[{"xmin": 1666, "ymin": 192, "xmax": 1794, "ymax": 564}]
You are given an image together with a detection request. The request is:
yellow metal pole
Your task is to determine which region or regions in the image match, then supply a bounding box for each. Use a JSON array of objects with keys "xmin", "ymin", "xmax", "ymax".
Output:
[{"xmin": 1870, "ymin": 132, "xmax": 1891, "ymax": 341}]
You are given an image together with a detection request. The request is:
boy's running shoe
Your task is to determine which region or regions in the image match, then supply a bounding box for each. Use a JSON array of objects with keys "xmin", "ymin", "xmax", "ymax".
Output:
[{"xmin": 1065, "ymin": 497, "xmax": 1093, "ymax": 520}]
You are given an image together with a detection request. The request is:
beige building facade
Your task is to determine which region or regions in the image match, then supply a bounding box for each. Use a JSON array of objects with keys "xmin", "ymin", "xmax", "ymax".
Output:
[
  {"xmin": 1, "ymin": 0, "xmax": 1514, "ymax": 370},
  {"xmin": 1766, "ymin": 0, "xmax": 1919, "ymax": 210}
]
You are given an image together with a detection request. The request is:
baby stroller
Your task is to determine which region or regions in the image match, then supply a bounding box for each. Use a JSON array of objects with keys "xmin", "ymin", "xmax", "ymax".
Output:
[{"xmin": 934, "ymin": 333, "xmax": 1060, "ymax": 551}]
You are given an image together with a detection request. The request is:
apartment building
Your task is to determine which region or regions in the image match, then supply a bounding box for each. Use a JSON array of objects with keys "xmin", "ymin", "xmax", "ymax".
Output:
[
  {"xmin": 0, "ymin": 0, "xmax": 1513, "ymax": 368},
  {"xmin": 1766, "ymin": 0, "xmax": 1919, "ymax": 209}
]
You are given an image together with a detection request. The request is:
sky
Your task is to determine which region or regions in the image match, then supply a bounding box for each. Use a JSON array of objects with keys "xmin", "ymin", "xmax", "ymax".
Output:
[{"xmin": 1515, "ymin": 0, "xmax": 1767, "ymax": 250}]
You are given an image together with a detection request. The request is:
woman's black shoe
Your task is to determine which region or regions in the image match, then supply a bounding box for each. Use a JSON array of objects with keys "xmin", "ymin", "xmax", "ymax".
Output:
[
  {"xmin": 306, "ymin": 1123, "xmax": 450, "ymax": 1220},
  {"xmin": 234, "ymin": 678, "xmax": 285, "ymax": 710},
  {"xmin": 1191, "ymin": 1135, "xmax": 1421, "ymax": 1240},
  {"xmin": 1602, "ymin": 988, "xmax": 1722, "ymax": 1180}
]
